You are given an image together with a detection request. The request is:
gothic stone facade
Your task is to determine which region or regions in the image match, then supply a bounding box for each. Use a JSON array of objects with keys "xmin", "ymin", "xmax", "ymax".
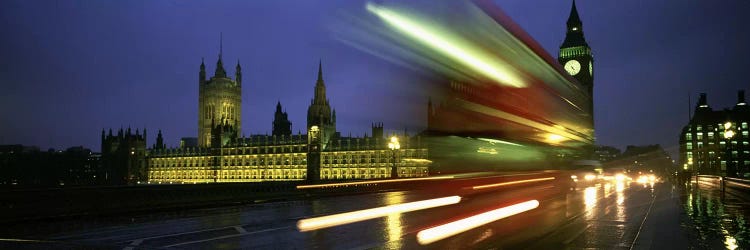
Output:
[{"xmin": 146, "ymin": 53, "xmax": 428, "ymax": 183}]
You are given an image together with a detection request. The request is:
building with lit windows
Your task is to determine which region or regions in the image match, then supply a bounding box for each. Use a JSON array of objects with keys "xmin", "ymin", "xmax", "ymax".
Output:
[
  {"xmin": 679, "ymin": 90, "xmax": 750, "ymax": 177},
  {"xmin": 140, "ymin": 47, "xmax": 429, "ymax": 184}
]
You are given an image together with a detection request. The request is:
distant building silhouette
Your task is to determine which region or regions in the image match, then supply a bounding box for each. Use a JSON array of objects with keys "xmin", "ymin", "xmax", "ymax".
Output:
[
  {"xmin": 1, "ymin": 144, "xmax": 106, "ymax": 186},
  {"xmin": 101, "ymin": 128, "xmax": 147, "ymax": 184},
  {"xmin": 594, "ymin": 145, "xmax": 621, "ymax": 163},
  {"xmin": 272, "ymin": 101, "xmax": 292, "ymax": 136},
  {"xmin": 607, "ymin": 145, "xmax": 675, "ymax": 176}
]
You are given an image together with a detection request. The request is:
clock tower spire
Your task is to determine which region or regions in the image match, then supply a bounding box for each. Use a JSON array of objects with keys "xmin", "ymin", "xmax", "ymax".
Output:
[{"xmin": 558, "ymin": 0, "xmax": 594, "ymax": 135}]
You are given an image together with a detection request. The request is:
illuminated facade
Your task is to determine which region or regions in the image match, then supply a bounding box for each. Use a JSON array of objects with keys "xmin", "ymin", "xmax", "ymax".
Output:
[
  {"xmin": 679, "ymin": 91, "xmax": 750, "ymax": 177},
  {"xmin": 147, "ymin": 133, "xmax": 429, "ymax": 183},
  {"xmin": 145, "ymin": 52, "xmax": 429, "ymax": 184}
]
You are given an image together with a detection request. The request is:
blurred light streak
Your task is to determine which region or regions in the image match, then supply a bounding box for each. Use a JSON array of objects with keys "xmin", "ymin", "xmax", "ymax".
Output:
[
  {"xmin": 297, "ymin": 196, "xmax": 461, "ymax": 232},
  {"xmin": 416, "ymin": 200, "xmax": 540, "ymax": 245},
  {"xmin": 545, "ymin": 133, "xmax": 566, "ymax": 143},
  {"xmin": 455, "ymin": 98, "xmax": 592, "ymax": 144},
  {"xmin": 471, "ymin": 177, "xmax": 555, "ymax": 190},
  {"xmin": 477, "ymin": 137, "xmax": 524, "ymax": 147},
  {"xmin": 366, "ymin": 2, "xmax": 526, "ymax": 88},
  {"xmin": 296, "ymin": 176, "xmax": 454, "ymax": 189}
]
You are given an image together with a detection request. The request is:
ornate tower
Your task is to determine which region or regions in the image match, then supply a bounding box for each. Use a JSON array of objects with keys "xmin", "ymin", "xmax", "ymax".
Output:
[
  {"xmin": 558, "ymin": 0, "xmax": 594, "ymax": 137},
  {"xmin": 272, "ymin": 101, "xmax": 292, "ymax": 136},
  {"xmin": 306, "ymin": 61, "xmax": 336, "ymax": 149},
  {"xmin": 198, "ymin": 34, "xmax": 242, "ymax": 147}
]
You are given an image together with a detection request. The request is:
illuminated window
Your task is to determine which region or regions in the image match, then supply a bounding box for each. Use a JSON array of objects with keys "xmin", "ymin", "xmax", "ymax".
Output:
[
  {"xmin": 743, "ymin": 131, "xmax": 749, "ymax": 138},
  {"xmin": 697, "ymin": 142, "xmax": 703, "ymax": 148},
  {"xmin": 697, "ymin": 126, "xmax": 703, "ymax": 131},
  {"xmin": 685, "ymin": 134, "xmax": 693, "ymax": 140},
  {"xmin": 708, "ymin": 132, "xmax": 714, "ymax": 139},
  {"xmin": 697, "ymin": 133, "xmax": 703, "ymax": 140},
  {"xmin": 743, "ymin": 122, "xmax": 748, "ymax": 129}
]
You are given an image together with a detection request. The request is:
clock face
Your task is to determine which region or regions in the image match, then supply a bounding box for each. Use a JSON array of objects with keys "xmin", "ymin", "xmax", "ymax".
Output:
[
  {"xmin": 564, "ymin": 60, "xmax": 581, "ymax": 75},
  {"xmin": 589, "ymin": 61, "xmax": 593, "ymax": 76}
]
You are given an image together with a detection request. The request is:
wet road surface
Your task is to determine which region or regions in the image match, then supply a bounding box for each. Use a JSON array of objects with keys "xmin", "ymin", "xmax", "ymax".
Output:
[{"xmin": 3, "ymin": 179, "xmax": 750, "ymax": 249}]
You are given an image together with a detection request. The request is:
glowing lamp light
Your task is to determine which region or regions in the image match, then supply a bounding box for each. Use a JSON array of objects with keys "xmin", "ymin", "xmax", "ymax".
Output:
[
  {"xmin": 724, "ymin": 130, "xmax": 735, "ymax": 139},
  {"xmin": 584, "ymin": 174, "xmax": 596, "ymax": 181},
  {"xmin": 388, "ymin": 136, "xmax": 401, "ymax": 150},
  {"xmin": 297, "ymin": 196, "xmax": 461, "ymax": 232},
  {"xmin": 416, "ymin": 200, "xmax": 540, "ymax": 245},
  {"xmin": 615, "ymin": 174, "xmax": 626, "ymax": 182}
]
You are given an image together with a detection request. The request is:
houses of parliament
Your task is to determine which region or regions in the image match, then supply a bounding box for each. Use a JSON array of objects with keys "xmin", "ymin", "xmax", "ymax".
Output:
[{"xmin": 101, "ymin": 47, "xmax": 429, "ymax": 184}]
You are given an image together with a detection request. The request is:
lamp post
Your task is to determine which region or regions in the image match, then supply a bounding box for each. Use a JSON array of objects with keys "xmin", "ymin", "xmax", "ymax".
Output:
[{"xmin": 388, "ymin": 136, "xmax": 400, "ymax": 178}]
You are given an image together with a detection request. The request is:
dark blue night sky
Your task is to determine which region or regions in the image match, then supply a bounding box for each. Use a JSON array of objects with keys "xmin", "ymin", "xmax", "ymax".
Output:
[{"xmin": 1, "ymin": 0, "xmax": 749, "ymax": 155}]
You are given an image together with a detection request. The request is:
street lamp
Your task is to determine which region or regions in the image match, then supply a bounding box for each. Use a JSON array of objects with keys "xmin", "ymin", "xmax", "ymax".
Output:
[
  {"xmin": 724, "ymin": 122, "xmax": 736, "ymax": 177},
  {"xmin": 388, "ymin": 136, "xmax": 400, "ymax": 178}
]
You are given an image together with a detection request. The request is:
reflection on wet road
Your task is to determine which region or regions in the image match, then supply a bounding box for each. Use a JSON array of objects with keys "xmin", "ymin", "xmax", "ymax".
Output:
[
  {"xmin": 5, "ymin": 178, "xmax": 746, "ymax": 249},
  {"xmin": 683, "ymin": 181, "xmax": 750, "ymax": 249}
]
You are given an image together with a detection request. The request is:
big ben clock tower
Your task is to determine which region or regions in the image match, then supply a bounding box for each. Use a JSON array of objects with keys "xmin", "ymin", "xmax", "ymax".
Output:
[{"xmin": 558, "ymin": 1, "xmax": 594, "ymax": 136}]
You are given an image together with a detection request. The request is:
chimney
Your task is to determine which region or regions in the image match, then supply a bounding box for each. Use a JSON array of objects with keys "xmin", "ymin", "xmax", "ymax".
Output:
[
  {"xmin": 739, "ymin": 90, "xmax": 746, "ymax": 104},
  {"xmin": 698, "ymin": 93, "xmax": 707, "ymax": 107}
]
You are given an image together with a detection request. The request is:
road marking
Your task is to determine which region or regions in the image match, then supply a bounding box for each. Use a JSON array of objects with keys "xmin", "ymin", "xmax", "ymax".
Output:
[
  {"xmin": 629, "ymin": 188, "xmax": 657, "ymax": 250},
  {"xmin": 562, "ymin": 224, "xmax": 590, "ymax": 244},
  {"xmin": 117, "ymin": 225, "xmax": 241, "ymax": 244},
  {"xmin": 234, "ymin": 226, "xmax": 247, "ymax": 233},
  {"xmin": 162, "ymin": 226, "xmax": 290, "ymax": 248},
  {"xmin": 121, "ymin": 238, "xmax": 143, "ymax": 250}
]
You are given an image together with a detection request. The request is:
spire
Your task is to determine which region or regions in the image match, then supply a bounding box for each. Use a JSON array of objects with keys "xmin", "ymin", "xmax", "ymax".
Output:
[
  {"xmin": 214, "ymin": 33, "xmax": 227, "ymax": 78},
  {"xmin": 312, "ymin": 60, "xmax": 327, "ymax": 104},
  {"xmin": 199, "ymin": 57, "xmax": 206, "ymax": 84},
  {"xmin": 235, "ymin": 59, "xmax": 242, "ymax": 84},
  {"xmin": 567, "ymin": 0, "xmax": 582, "ymax": 26},
  {"xmin": 317, "ymin": 60, "xmax": 324, "ymax": 83},
  {"xmin": 276, "ymin": 101, "xmax": 282, "ymax": 112},
  {"xmin": 560, "ymin": 0, "xmax": 588, "ymax": 48}
]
